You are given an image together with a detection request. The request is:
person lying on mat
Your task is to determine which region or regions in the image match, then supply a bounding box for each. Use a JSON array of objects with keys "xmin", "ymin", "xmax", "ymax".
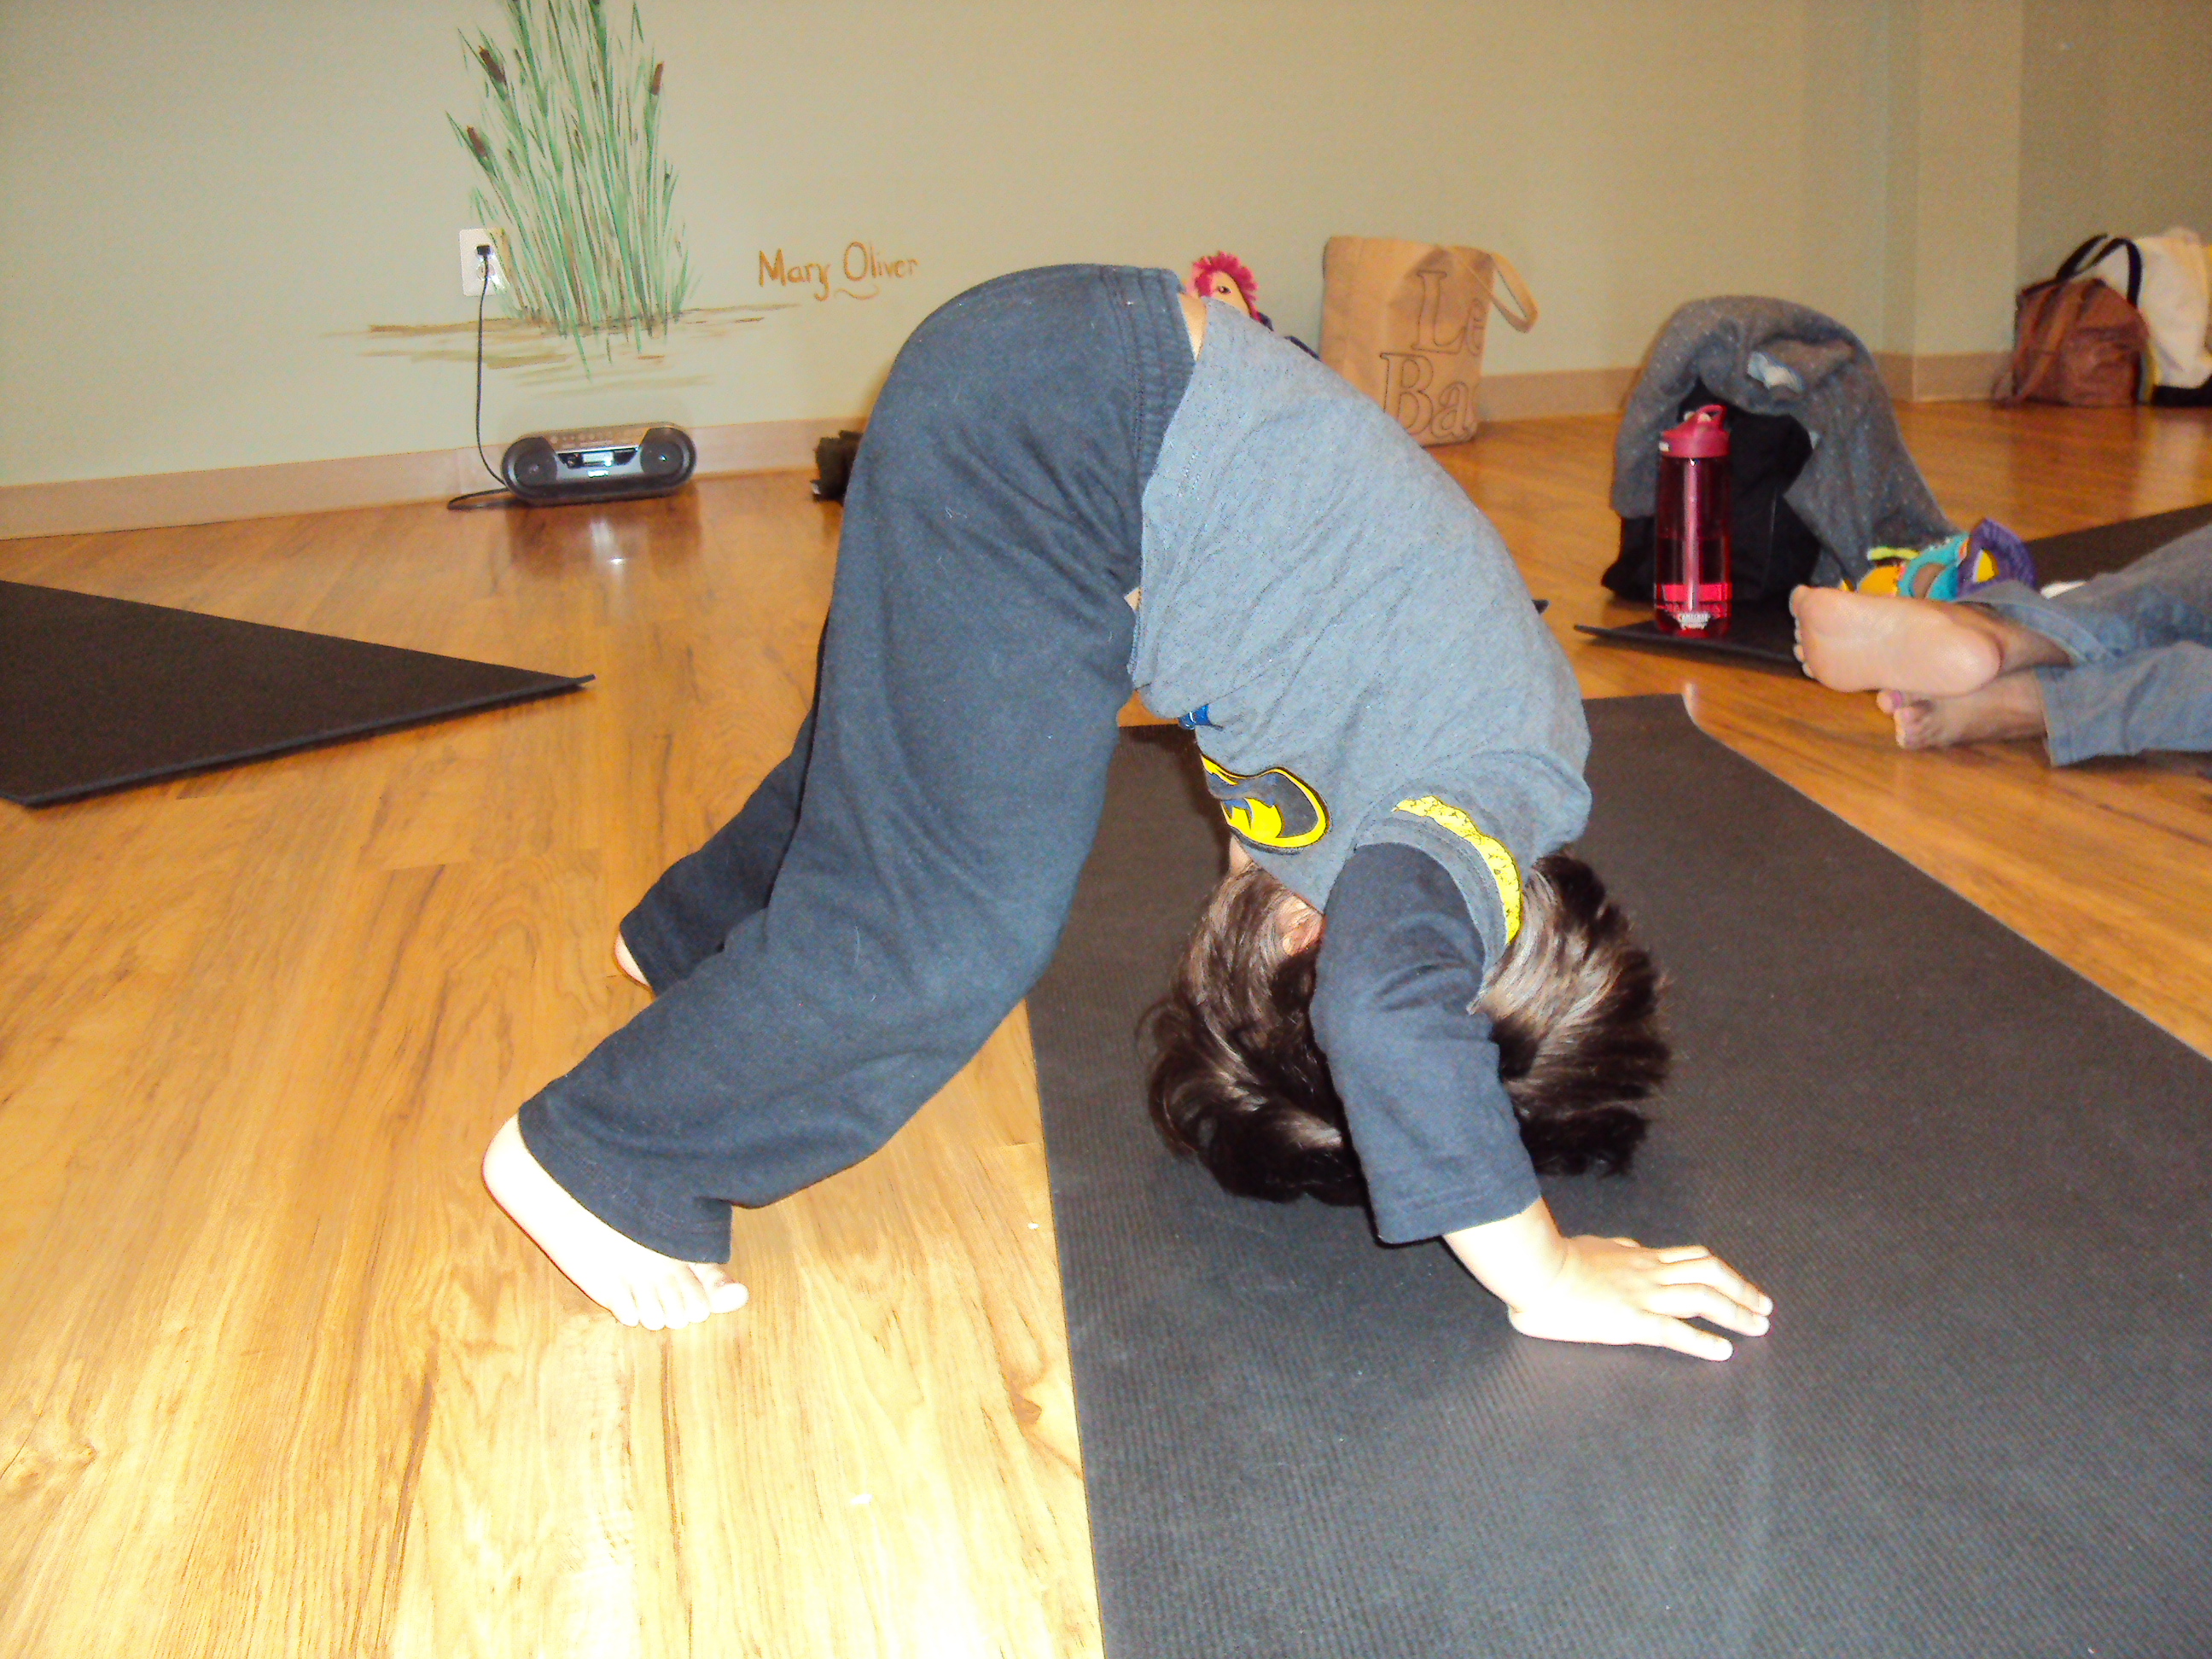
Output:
[
  {"xmin": 484, "ymin": 265, "xmax": 1773, "ymax": 1359},
  {"xmin": 1790, "ymin": 524, "xmax": 2212, "ymax": 762}
]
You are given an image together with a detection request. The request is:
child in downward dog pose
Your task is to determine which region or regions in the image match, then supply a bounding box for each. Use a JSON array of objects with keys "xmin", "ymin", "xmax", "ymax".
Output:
[{"xmin": 485, "ymin": 265, "xmax": 1772, "ymax": 1359}]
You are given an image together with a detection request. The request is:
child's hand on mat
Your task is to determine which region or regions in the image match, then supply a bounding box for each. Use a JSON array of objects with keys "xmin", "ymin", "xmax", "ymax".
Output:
[
  {"xmin": 1505, "ymin": 1234, "xmax": 1771, "ymax": 1361},
  {"xmin": 1445, "ymin": 1198, "xmax": 1771, "ymax": 1362}
]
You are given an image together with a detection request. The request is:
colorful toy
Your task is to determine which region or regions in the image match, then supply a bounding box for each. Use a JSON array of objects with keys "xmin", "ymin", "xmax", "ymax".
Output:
[
  {"xmin": 1190, "ymin": 252, "xmax": 1273, "ymax": 330},
  {"xmin": 1857, "ymin": 518, "xmax": 2035, "ymax": 600}
]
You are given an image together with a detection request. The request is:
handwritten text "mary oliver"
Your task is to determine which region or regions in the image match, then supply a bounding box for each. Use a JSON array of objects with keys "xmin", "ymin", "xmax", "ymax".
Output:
[{"xmin": 760, "ymin": 243, "xmax": 920, "ymax": 302}]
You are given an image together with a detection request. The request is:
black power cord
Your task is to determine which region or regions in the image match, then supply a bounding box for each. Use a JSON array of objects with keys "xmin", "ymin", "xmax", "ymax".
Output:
[{"xmin": 447, "ymin": 242, "xmax": 518, "ymax": 510}]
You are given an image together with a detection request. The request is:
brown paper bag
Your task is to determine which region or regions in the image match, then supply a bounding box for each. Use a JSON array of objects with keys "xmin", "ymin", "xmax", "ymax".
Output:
[{"xmin": 1320, "ymin": 236, "xmax": 1538, "ymax": 445}]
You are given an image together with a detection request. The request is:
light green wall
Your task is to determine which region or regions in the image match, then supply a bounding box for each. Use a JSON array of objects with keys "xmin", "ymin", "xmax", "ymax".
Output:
[
  {"xmin": 3, "ymin": 0, "xmax": 2203, "ymax": 489},
  {"xmin": 2018, "ymin": 0, "xmax": 2212, "ymax": 284},
  {"xmin": 1883, "ymin": 0, "xmax": 2028, "ymax": 356}
]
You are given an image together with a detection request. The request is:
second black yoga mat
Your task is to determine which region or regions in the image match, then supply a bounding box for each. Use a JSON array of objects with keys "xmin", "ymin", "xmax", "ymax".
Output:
[
  {"xmin": 1029, "ymin": 698, "xmax": 2211, "ymax": 1659},
  {"xmin": 2029, "ymin": 498, "xmax": 2212, "ymax": 583},
  {"xmin": 1575, "ymin": 501, "xmax": 2212, "ymax": 667},
  {"xmin": 0, "ymin": 580, "xmax": 590, "ymax": 806}
]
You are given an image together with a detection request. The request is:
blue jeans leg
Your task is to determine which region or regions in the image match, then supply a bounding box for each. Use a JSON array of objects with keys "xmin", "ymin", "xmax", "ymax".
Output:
[
  {"xmin": 2037, "ymin": 644, "xmax": 2212, "ymax": 764},
  {"xmin": 1970, "ymin": 525, "xmax": 2212, "ymax": 763}
]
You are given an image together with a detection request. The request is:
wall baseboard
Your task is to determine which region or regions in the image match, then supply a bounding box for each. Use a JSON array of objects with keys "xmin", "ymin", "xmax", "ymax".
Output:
[
  {"xmin": 1876, "ymin": 351, "xmax": 2009, "ymax": 402},
  {"xmin": 0, "ymin": 416, "xmax": 855, "ymax": 542},
  {"xmin": 0, "ymin": 357, "xmax": 2014, "ymax": 542},
  {"xmin": 1477, "ymin": 366, "xmax": 1640, "ymax": 422},
  {"xmin": 1482, "ymin": 353, "xmax": 2005, "ymax": 422}
]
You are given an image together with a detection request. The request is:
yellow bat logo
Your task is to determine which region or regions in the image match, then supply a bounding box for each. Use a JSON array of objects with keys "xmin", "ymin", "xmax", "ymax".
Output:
[{"xmin": 1201, "ymin": 754, "xmax": 1330, "ymax": 851}]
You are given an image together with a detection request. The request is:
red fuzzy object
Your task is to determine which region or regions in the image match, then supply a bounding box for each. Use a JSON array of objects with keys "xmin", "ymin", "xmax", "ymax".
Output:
[{"xmin": 1189, "ymin": 251, "xmax": 1260, "ymax": 317}]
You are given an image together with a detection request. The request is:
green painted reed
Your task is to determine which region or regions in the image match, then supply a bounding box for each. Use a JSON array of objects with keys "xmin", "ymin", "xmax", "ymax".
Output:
[{"xmin": 450, "ymin": 0, "xmax": 692, "ymax": 355}]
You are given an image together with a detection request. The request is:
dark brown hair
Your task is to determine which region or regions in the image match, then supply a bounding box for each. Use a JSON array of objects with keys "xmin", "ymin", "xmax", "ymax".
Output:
[{"xmin": 1143, "ymin": 853, "xmax": 1666, "ymax": 1208}]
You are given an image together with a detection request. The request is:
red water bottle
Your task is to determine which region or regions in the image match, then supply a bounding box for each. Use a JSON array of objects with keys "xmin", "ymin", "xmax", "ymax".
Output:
[{"xmin": 1653, "ymin": 405, "xmax": 1732, "ymax": 636}]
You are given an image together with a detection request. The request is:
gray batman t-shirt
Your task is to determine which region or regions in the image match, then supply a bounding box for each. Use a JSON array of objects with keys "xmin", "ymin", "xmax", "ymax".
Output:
[{"xmin": 1132, "ymin": 302, "xmax": 1590, "ymax": 970}]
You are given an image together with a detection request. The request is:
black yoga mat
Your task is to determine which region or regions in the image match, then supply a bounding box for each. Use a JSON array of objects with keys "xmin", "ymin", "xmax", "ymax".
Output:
[
  {"xmin": 0, "ymin": 580, "xmax": 590, "ymax": 806},
  {"xmin": 1575, "ymin": 502, "xmax": 2212, "ymax": 667},
  {"xmin": 2027, "ymin": 498, "xmax": 2212, "ymax": 584},
  {"xmin": 1030, "ymin": 699, "xmax": 2211, "ymax": 1659},
  {"xmin": 1573, "ymin": 603, "xmax": 1799, "ymax": 667}
]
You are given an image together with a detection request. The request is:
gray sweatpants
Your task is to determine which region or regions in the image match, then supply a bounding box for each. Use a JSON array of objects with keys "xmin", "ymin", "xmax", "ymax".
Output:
[
  {"xmin": 516, "ymin": 265, "xmax": 1191, "ymax": 1260},
  {"xmin": 1970, "ymin": 524, "xmax": 2212, "ymax": 765}
]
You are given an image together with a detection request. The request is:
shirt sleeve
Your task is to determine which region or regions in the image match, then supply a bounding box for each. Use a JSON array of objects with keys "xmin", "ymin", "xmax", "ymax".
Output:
[{"xmin": 1308, "ymin": 841, "xmax": 1540, "ymax": 1243}]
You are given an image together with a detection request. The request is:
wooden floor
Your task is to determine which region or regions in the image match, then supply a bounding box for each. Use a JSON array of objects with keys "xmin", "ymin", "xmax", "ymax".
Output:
[{"xmin": 3, "ymin": 402, "xmax": 2209, "ymax": 1657}]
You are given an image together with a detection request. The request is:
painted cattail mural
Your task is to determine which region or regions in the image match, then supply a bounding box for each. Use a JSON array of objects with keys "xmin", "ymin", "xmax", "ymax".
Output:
[{"xmin": 449, "ymin": 0, "xmax": 693, "ymax": 355}]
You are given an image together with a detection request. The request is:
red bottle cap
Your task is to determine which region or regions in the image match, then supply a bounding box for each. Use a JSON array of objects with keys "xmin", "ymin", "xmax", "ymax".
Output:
[{"xmin": 1660, "ymin": 405, "xmax": 1730, "ymax": 458}]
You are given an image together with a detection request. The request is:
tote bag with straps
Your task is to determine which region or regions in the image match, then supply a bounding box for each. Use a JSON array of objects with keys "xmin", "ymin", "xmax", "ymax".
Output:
[
  {"xmin": 1320, "ymin": 236, "xmax": 1538, "ymax": 445},
  {"xmin": 2087, "ymin": 225, "xmax": 2212, "ymax": 402},
  {"xmin": 1995, "ymin": 235, "xmax": 2148, "ymax": 406}
]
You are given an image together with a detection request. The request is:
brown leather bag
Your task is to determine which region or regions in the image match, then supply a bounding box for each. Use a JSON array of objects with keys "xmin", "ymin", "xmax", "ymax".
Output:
[{"xmin": 1996, "ymin": 236, "xmax": 2148, "ymax": 405}]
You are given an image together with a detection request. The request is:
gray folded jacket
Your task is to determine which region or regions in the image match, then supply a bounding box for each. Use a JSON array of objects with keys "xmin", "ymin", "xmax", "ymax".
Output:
[{"xmin": 1611, "ymin": 296, "xmax": 1953, "ymax": 586}]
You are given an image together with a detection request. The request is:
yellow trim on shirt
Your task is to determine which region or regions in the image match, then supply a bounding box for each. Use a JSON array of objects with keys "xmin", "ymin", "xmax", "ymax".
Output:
[{"xmin": 1392, "ymin": 796, "xmax": 1523, "ymax": 942}]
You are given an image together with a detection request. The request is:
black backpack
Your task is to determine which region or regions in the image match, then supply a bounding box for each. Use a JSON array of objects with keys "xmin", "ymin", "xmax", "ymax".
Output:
[
  {"xmin": 812, "ymin": 429, "xmax": 864, "ymax": 502},
  {"xmin": 1603, "ymin": 381, "xmax": 1823, "ymax": 610}
]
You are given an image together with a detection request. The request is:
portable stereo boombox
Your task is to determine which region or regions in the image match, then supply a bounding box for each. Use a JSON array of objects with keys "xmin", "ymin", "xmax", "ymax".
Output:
[{"xmin": 499, "ymin": 422, "xmax": 697, "ymax": 506}]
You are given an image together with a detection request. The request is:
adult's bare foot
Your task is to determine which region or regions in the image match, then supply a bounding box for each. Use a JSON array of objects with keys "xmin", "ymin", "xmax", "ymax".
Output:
[
  {"xmin": 1790, "ymin": 585, "xmax": 2011, "ymax": 696},
  {"xmin": 1877, "ymin": 671, "xmax": 2049, "ymax": 750},
  {"xmin": 483, "ymin": 1117, "xmax": 747, "ymax": 1330},
  {"xmin": 614, "ymin": 931, "xmax": 648, "ymax": 987}
]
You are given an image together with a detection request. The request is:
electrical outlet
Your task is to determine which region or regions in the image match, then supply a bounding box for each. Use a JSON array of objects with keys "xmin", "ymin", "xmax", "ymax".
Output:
[{"xmin": 459, "ymin": 228, "xmax": 508, "ymax": 297}]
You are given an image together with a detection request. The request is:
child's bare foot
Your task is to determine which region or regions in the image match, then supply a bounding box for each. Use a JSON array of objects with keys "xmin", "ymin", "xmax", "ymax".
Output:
[
  {"xmin": 614, "ymin": 931, "xmax": 648, "ymax": 987},
  {"xmin": 1877, "ymin": 672, "xmax": 2050, "ymax": 750},
  {"xmin": 482, "ymin": 1117, "xmax": 747, "ymax": 1330},
  {"xmin": 1790, "ymin": 585, "xmax": 2012, "ymax": 696}
]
